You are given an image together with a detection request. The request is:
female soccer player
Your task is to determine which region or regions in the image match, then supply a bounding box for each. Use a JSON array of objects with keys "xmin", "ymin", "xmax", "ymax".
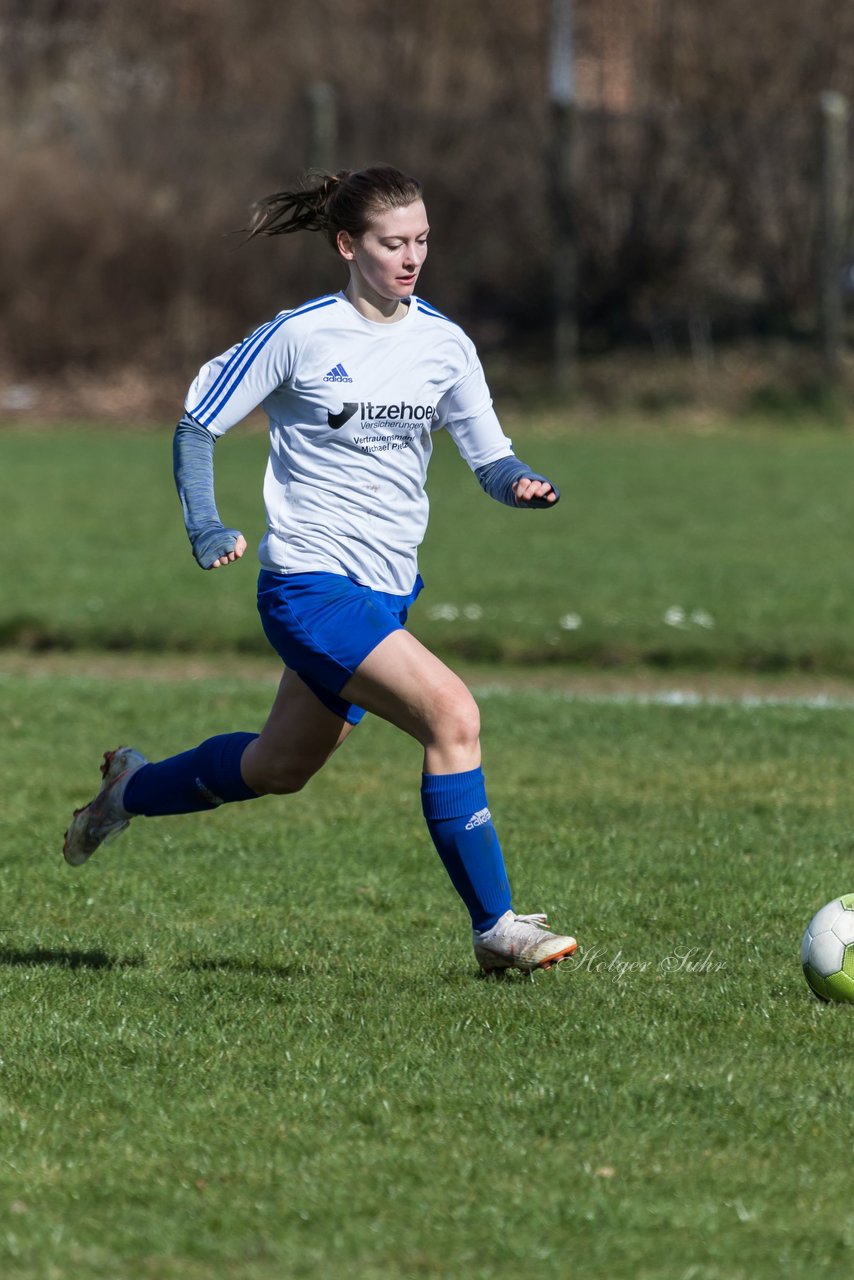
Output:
[{"xmin": 64, "ymin": 165, "xmax": 578, "ymax": 976}]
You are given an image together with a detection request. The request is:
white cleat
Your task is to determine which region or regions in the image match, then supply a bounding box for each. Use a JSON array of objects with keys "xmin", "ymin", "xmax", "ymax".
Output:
[
  {"xmin": 473, "ymin": 910, "xmax": 578, "ymax": 975},
  {"xmin": 63, "ymin": 746, "xmax": 148, "ymax": 866}
]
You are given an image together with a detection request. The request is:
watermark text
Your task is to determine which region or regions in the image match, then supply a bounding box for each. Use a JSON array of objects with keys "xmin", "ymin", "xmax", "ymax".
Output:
[{"xmin": 568, "ymin": 945, "xmax": 726, "ymax": 982}]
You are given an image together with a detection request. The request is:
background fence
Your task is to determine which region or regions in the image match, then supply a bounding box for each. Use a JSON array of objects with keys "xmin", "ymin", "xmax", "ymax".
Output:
[{"xmin": 1, "ymin": 0, "xmax": 853, "ymax": 410}]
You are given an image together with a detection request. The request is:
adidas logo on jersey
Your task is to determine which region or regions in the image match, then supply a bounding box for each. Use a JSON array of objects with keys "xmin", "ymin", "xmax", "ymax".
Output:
[{"xmin": 323, "ymin": 363, "xmax": 353, "ymax": 383}]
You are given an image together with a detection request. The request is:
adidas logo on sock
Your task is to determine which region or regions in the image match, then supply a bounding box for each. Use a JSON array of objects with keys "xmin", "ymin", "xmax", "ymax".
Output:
[
  {"xmin": 194, "ymin": 778, "xmax": 224, "ymax": 808},
  {"xmin": 465, "ymin": 807, "xmax": 492, "ymax": 830},
  {"xmin": 323, "ymin": 362, "xmax": 353, "ymax": 383}
]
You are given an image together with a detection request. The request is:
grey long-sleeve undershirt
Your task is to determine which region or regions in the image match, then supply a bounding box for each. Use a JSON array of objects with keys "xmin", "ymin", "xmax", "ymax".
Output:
[{"xmin": 173, "ymin": 413, "xmax": 560, "ymax": 570}]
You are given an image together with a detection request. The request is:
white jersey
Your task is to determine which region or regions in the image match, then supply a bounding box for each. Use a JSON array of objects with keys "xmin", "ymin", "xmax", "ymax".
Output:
[{"xmin": 185, "ymin": 291, "xmax": 514, "ymax": 594}]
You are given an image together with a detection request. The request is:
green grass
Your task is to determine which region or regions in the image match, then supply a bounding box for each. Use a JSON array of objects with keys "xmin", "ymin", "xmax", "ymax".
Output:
[
  {"xmin": 3, "ymin": 414, "xmax": 854, "ymax": 1275},
  {"xmin": 3, "ymin": 670, "xmax": 854, "ymax": 1278},
  {"xmin": 3, "ymin": 419, "xmax": 854, "ymax": 671}
]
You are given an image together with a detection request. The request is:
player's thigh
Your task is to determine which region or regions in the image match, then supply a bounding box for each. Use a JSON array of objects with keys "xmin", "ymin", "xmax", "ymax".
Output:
[
  {"xmin": 242, "ymin": 667, "xmax": 356, "ymax": 794},
  {"xmin": 340, "ymin": 629, "xmax": 480, "ymax": 748}
]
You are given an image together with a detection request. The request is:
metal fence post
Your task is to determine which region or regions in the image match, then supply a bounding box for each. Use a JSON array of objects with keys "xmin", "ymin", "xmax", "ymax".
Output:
[
  {"xmin": 549, "ymin": 0, "xmax": 578, "ymax": 395},
  {"xmin": 308, "ymin": 82, "xmax": 337, "ymax": 174},
  {"xmin": 819, "ymin": 90, "xmax": 850, "ymax": 381}
]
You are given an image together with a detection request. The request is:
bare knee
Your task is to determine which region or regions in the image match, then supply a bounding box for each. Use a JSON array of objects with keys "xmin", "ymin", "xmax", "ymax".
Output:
[{"xmin": 428, "ymin": 679, "xmax": 481, "ymax": 752}]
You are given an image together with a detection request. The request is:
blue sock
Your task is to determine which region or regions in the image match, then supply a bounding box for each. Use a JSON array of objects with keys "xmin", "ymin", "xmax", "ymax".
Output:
[
  {"xmin": 421, "ymin": 767, "xmax": 512, "ymax": 932},
  {"xmin": 123, "ymin": 732, "xmax": 259, "ymax": 816}
]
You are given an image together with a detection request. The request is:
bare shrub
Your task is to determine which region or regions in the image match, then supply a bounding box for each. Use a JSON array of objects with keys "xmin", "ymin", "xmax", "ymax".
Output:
[{"xmin": 0, "ymin": 0, "xmax": 853, "ymax": 391}]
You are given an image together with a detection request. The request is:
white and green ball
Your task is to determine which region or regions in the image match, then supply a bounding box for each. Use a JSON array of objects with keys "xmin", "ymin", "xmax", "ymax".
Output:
[{"xmin": 801, "ymin": 895, "xmax": 854, "ymax": 1002}]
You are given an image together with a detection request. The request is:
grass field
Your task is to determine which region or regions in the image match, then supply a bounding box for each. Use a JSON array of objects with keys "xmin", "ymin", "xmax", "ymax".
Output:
[
  {"xmin": 3, "ymin": 419, "xmax": 854, "ymax": 671},
  {"xmin": 3, "ymin": 417, "xmax": 854, "ymax": 1277},
  {"xmin": 2, "ymin": 668, "xmax": 854, "ymax": 1279}
]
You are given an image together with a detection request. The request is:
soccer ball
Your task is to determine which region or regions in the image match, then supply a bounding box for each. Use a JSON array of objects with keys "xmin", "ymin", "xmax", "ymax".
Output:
[{"xmin": 801, "ymin": 895, "xmax": 854, "ymax": 1002}]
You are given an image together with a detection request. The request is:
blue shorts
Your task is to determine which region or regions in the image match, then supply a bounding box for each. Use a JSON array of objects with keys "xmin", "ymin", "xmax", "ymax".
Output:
[{"xmin": 257, "ymin": 570, "xmax": 424, "ymax": 725}]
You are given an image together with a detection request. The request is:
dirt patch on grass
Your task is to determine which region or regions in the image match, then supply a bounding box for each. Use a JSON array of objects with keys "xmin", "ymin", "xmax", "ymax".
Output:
[
  {"xmin": 4, "ymin": 649, "xmax": 854, "ymax": 704},
  {"xmin": 0, "ymin": 650, "xmax": 281, "ymax": 684}
]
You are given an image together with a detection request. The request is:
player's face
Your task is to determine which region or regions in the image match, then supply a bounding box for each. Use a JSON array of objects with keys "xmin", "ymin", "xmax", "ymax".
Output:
[{"xmin": 338, "ymin": 201, "xmax": 429, "ymax": 306}]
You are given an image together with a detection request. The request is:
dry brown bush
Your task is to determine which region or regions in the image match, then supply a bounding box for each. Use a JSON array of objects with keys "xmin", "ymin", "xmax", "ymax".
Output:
[{"xmin": 0, "ymin": 0, "xmax": 852, "ymax": 404}]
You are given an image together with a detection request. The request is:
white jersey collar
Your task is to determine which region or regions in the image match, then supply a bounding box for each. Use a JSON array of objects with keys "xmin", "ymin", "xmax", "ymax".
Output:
[{"xmin": 335, "ymin": 291, "xmax": 415, "ymax": 331}]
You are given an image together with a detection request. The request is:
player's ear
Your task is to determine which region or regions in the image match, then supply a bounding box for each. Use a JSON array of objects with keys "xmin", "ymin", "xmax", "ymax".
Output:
[{"xmin": 336, "ymin": 229, "xmax": 355, "ymax": 261}]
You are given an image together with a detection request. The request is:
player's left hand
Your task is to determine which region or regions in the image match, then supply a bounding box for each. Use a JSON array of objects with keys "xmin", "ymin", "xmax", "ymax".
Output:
[
  {"xmin": 210, "ymin": 534, "xmax": 247, "ymax": 568},
  {"xmin": 513, "ymin": 477, "xmax": 558, "ymax": 507}
]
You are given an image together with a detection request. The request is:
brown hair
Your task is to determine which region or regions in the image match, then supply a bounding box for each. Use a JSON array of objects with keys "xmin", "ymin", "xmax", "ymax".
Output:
[{"xmin": 246, "ymin": 165, "xmax": 423, "ymax": 250}]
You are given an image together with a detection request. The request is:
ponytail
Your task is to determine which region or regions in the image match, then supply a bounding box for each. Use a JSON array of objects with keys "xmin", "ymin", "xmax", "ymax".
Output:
[
  {"xmin": 245, "ymin": 165, "xmax": 422, "ymax": 249},
  {"xmin": 245, "ymin": 170, "xmax": 350, "ymax": 240}
]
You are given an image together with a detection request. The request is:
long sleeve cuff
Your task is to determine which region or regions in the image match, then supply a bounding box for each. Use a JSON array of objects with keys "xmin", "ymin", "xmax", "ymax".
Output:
[{"xmin": 475, "ymin": 455, "xmax": 561, "ymax": 508}]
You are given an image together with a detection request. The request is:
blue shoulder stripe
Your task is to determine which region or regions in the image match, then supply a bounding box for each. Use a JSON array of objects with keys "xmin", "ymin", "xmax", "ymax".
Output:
[
  {"xmin": 416, "ymin": 298, "xmax": 449, "ymax": 321},
  {"xmin": 191, "ymin": 294, "xmax": 337, "ymax": 424},
  {"xmin": 190, "ymin": 295, "xmax": 338, "ymax": 425},
  {"xmin": 189, "ymin": 314, "xmax": 281, "ymax": 423}
]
